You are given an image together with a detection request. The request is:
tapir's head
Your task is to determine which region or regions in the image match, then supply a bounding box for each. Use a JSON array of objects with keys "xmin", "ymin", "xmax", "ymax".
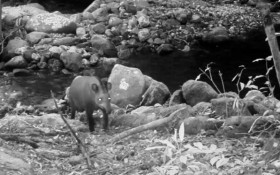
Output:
[{"xmin": 91, "ymin": 79, "xmax": 112, "ymax": 114}]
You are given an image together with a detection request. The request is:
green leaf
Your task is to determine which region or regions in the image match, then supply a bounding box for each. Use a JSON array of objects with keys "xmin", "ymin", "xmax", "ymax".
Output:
[
  {"xmin": 155, "ymin": 139, "xmax": 176, "ymax": 149},
  {"xmin": 193, "ymin": 142, "xmax": 204, "ymax": 150},
  {"xmin": 240, "ymin": 82, "xmax": 245, "ymax": 90},
  {"xmin": 252, "ymin": 58, "xmax": 264, "ymax": 62},
  {"xmin": 216, "ymin": 157, "xmax": 229, "ymax": 168},
  {"xmin": 179, "ymin": 122, "xmax": 185, "ymax": 142},
  {"xmin": 210, "ymin": 156, "xmax": 220, "ymax": 166},
  {"xmin": 266, "ymin": 55, "xmax": 273, "ymax": 61},
  {"xmin": 195, "ymin": 74, "xmax": 201, "ymax": 81}
]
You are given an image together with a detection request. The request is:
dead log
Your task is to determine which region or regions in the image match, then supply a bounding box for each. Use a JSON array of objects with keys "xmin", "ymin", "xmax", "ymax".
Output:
[{"xmin": 110, "ymin": 107, "xmax": 187, "ymax": 143}]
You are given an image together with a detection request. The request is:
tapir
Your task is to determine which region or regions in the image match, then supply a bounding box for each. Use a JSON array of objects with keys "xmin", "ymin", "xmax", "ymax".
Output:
[{"xmin": 68, "ymin": 76, "xmax": 112, "ymax": 132}]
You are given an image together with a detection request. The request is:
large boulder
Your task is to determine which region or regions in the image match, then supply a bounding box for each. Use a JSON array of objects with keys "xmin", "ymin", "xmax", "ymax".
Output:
[
  {"xmin": 2, "ymin": 5, "xmax": 47, "ymax": 25},
  {"xmin": 25, "ymin": 13, "xmax": 77, "ymax": 33},
  {"xmin": 60, "ymin": 52, "xmax": 84, "ymax": 72},
  {"xmin": 108, "ymin": 64, "xmax": 146, "ymax": 108},
  {"xmin": 140, "ymin": 77, "xmax": 170, "ymax": 106},
  {"xmin": 182, "ymin": 80, "xmax": 218, "ymax": 106},
  {"xmin": 90, "ymin": 34, "xmax": 117, "ymax": 57},
  {"xmin": 26, "ymin": 31, "xmax": 49, "ymax": 44},
  {"xmin": 2, "ymin": 37, "xmax": 29, "ymax": 62}
]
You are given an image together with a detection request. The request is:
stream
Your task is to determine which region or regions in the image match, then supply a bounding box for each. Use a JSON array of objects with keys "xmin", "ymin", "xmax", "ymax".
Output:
[{"xmin": 1, "ymin": 30, "xmax": 278, "ymax": 106}]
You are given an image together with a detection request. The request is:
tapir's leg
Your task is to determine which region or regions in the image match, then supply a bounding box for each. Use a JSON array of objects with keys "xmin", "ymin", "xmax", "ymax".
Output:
[
  {"xmin": 86, "ymin": 109, "xmax": 95, "ymax": 132},
  {"xmin": 71, "ymin": 106, "xmax": 76, "ymax": 119}
]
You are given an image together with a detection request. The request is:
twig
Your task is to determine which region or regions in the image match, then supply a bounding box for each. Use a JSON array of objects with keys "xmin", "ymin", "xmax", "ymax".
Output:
[{"xmin": 50, "ymin": 90, "xmax": 92, "ymax": 169}]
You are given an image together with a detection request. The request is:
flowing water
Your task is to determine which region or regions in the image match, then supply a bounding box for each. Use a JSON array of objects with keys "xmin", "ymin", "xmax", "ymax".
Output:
[{"xmin": 1, "ymin": 30, "xmax": 278, "ymax": 106}]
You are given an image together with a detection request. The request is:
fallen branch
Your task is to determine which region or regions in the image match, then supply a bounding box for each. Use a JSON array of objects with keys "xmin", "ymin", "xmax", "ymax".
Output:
[
  {"xmin": 110, "ymin": 107, "xmax": 187, "ymax": 143},
  {"xmin": 0, "ymin": 134, "xmax": 38, "ymax": 148},
  {"xmin": 50, "ymin": 91, "xmax": 92, "ymax": 169}
]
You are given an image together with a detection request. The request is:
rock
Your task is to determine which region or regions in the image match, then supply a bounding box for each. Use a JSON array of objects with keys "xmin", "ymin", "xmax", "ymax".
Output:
[
  {"xmin": 60, "ymin": 52, "xmax": 84, "ymax": 72},
  {"xmin": 244, "ymin": 90, "xmax": 265, "ymax": 103},
  {"xmin": 107, "ymin": 2, "xmax": 120, "ymax": 14},
  {"xmin": 25, "ymin": 13, "xmax": 77, "ymax": 33},
  {"xmin": 191, "ymin": 14, "xmax": 201, "ymax": 23},
  {"xmin": 69, "ymin": 13, "xmax": 82, "ymax": 23},
  {"xmin": 26, "ymin": 31, "xmax": 49, "ymax": 44},
  {"xmin": 2, "ymin": 5, "xmax": 47, "ymax": 25},
  {"xmin": 128, "ymin": 16, "xmax": 138, "ymax": 29},
  {"xmin": 27, "ymin": 3, "xmax": 45, "ymax": 10},
  {"xmin": 82, "ymin": 11, "xmax": 94, "ymax": 20},
  {"xmin": 183, "ymin": 116, "xmax": 221, "ymax": 135},
  {"xmin": 192, "ymin": 102, "xmax": 212, "ymax": 116},
  {"xmin": 5, "ymin": 55, "xmax": 28, "ymax": 69},
  {"xmin": 76, "ymin": 27, "xmax": 87, "ymax": 37},
  {"xmin": 84, "ymin": 0, "xmax": 101, "ymax": 13},
  {"xmin": 48, "ymin": 59, "xmax": 63, "ymax": 72},
  {"xmin": 169, "ymin": 89, "xmax": 185, "ymax": 106},
  {"xmin": 162, "ymin": 19, "xmax": 180, "ymax": 30},
  {"xmin": 140, "ymin": 79, "xmax": 170, "ymax": 106},
  {"xmin": 91, "ymin": 7, "xmax": 109, "ymax": 22},
  {"xmin": 90, "ymin": 34, "xmax": 117, "ymax": 57},
  {"xmin": 0, "ymin": 147, "xmax": 35, "ymax": 175},
  {"xmin": 90, "ymin": 23, "xmax": 106, "ymax": 34},
  {"xmin": 156, "ymin": 44, "xmax": 174, "ymax": 55},
  {"xmin": 52, "ymin": 37, "xmax": 80, "ymax": 46},
  {"xmin": 108, "ymin": 16, "xmax": 123, "ymax": 27},
  {"xmin": 211, "ymin": 97, "xmax": 251, "ymax": 118},
  {"xmin": 203, "ymin": 26, "xmax": 229, "ymax": 43},
  {"xmin": 89, "ymin": 54, "xmax": 99, "ymax": 65},
  {"xmin": 12, "ymin": 68, "xmax": 31, "ymax": 76},
  {"xmin": 117, "ymin": 46, "xmax": 133, "ymax": 59},
  {"xmin": 137, "ymin": 14, "xmax": 150, "ymax": 28},
  {"xmin": 182, "ymin": 80, "xmax": 218, "ymax": 106},
  {"xmin": 38, "ymin": 38, "xmax": 53, "ymax": 45},
  {"xmin": 108, "ymin": 64, "xmax": 146, "ymax": 107},
  {"xmin": 101, "ymin": 57, "xmax": 118, "ymax": 74},
  {"xmin": 138, "ymin": 28, "xmax": 150, "ymax": 42},
  {"xmin": 49, "ymin": 46, "xmax": 64, "ymax": 59},
  {"xmin": 173, "ymin": 8, "xmax": 192, "ymax": 24},
  {"xmin": 2, "ymin": 37, "xmax": 29, "ymax": 61}
]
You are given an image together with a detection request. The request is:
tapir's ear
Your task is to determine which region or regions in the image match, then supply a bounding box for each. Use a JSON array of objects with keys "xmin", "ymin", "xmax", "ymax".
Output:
[
  {"xmin": 107, "ymin": 82, "xmax": 112, "ymax": 90},
  {"xmin": 91, "ymin": 83, "xmax": 99, "ymax": 92}
]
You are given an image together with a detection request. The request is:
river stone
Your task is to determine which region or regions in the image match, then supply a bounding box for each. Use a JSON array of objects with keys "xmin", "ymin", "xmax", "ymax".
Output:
[
  {"xmin": 12, "ymin": 68, "xmax": 31, "ymax": 76},
  {"xmin": 108, "ymin": 64, "xmax": 146, "ymax": 108},
  {"xmin": 90, "ymin": 34, "xmax": 117, "ymax": 57},
  {"xmin": 169, "ymin": 89, "xmax": 185, "ymax": 106},
  {"xmin": 76, "ymin": 27, "xmax": 86, "ymax": 37},
  {"xmin": 2, "ymin": 37, "xmax": 29, "ymax": 62},
  {"xmin": 52, "ymin": 37, "xmax": 80, "ymax": 46},
  {"xmin": 0, "ymin": 148, "xmax": 35, "ymax": 175},
  {"xmin": 107, "ymin": 2, "xmax": 120, "ymax": 14},
  {"xmin": 156, "ymin": 44, "xmax": 174, "ymax": 55},
  {"xmin": 203, "ymin": 26, "xmax": 229, "ymax": 43},
  {"xmin": 182, "ymin": 80, "xmax": 218, "ymax": 106},
  {"xmin": 137, "ymin": 14, "xmax": 150, "ymax": 28},
  {"xmin": 173, "ymin": 8, "xmax": 192, "ymax": 24},
  {"xmin": 90, "ymin": 23, "xmax": 106, "ymax": 34},
  {"xmin": 2, "ymin": 5, "xmax": 47, "ymax": 25},
  {"xmin": 25, "ymin": 13, "xmax": 77, "ymax": 33},
  {"xmin": 140, "ymin": 79, "xmax": 170, "ymax": 106},
  {"xmin": 26, "ymin": 31, "xmax": 49, "ymax": 44},
  {"xmin": 211, "ymin": 97, "xmax": 251, "ymax": 118},
  {"xmin": 138, "ymin": 28, "xmax": 150, "ymax": 42},
  {"xmin": 92, "ymin": 7, "xmax": 109, "ymax": 22},
  {"xmin": 60, "ymin": 52, "xmax": 83, "ymax": 72},
  {"xmin": 108, "ymin": 16, "xmax": 123, "ymax": 27},
  {"xmin": 5, "ymin": 55, "xmax": 28, "ymax": 68}
]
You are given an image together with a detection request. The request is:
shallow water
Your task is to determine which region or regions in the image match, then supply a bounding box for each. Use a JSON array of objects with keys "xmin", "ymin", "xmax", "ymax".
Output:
[{"xmin": 1, "ymin": 30, "xmax": 278, "ymax": 106}]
